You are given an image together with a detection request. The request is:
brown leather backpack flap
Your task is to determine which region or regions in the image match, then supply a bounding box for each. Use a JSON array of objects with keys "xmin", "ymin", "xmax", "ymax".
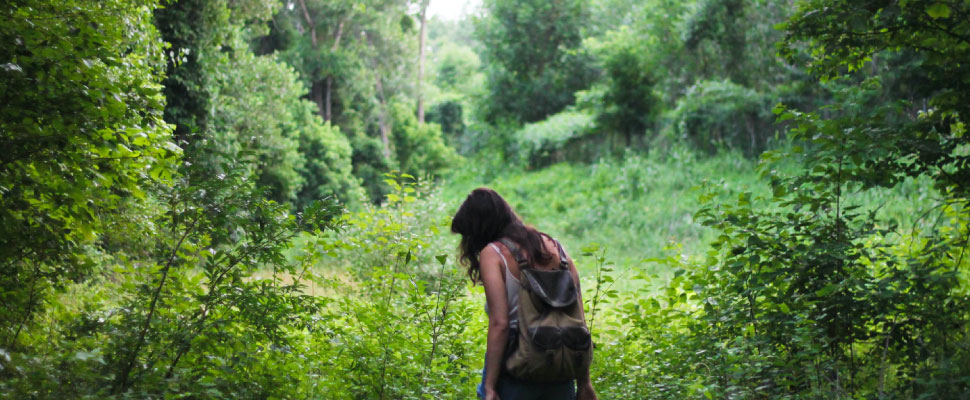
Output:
[{"xmin": 520, "ymin": 268, "xmax": 577, "ymax": 308}]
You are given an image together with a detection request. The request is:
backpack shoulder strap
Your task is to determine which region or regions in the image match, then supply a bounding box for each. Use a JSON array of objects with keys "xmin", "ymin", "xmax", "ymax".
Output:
[
  {"xmin": 552, "ymin": 238, "xmax": 570, "ymax": 270},
  {"xmin": 498, "ymin": 238, "xmax": 528, "ymax": 268}
]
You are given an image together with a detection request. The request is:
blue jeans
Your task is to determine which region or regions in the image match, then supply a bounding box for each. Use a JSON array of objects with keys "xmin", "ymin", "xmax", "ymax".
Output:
[{"xmin": 476, "ymin": 364, "xmax": 576, "ymax": 400}]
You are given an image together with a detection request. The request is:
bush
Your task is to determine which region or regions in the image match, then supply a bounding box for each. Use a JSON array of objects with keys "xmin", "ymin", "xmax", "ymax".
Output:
[
  {"xmin": 426, "ymin": 100, "xmax": 465, "ymax": 137},
  {"xmin": 587, "ymin": 27, "xmax": 661, "ymax": 143},
  {"xmin": 303, "ymin": 175, "xmax": 483, "ymax": 398},
  {"xmin": 0, "ymin": 151, "xmax": 343, "ymax": 398},
  {"xmin": 0, "ymin": 171, "xmax": 485, "ymax": 399},
  {"xmin": 668, "ymin": 79, "xmax": 775, "ymax": 156},
  {"xmin": 292, "ymin": 104, "xmax": 366, "ymax": 210},
  {"xmin": 514, "ymin": 111, "xmax": 596, "ymax": 168},
  {"xmin": 0, "ymin": 0, "xmax": 179, "ymax": 350},
  {"xmin": 390, "ymin": 103, "xmax": 461, "ymax": 179}
]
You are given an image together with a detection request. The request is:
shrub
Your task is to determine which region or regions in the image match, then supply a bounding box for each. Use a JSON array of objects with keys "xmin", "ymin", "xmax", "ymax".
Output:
[
  {"xmin": 587, "ymin": 27, "xmax": 662, "ymax": 143},
  {"xmin": 292, "ymin": 104, "xmax": 366, "ymax": 210},
  {"xmin": 0, "ymin": 150, "xmax": 343, "ymax": 398},
  {"xmin": 304, "ymin": 175, "xmax": 483, "ymax": 398},
  {"xmin": 668, "ymin": 79, "xmax": 775, "ymax": 156},
  {"xmin": 426, "ymin": 100, "xmax": 465, "ymax": 137},
  {"xmin": 0, "ymin": 0, "xmax": 179, "ymax": 350},
  {"xmin": 514, "ymin": 111, "xmax": 596, "ymax": 168},
  {"xmin": 390, "ymin": 102, "xmax": 460, "ymax": 179}
]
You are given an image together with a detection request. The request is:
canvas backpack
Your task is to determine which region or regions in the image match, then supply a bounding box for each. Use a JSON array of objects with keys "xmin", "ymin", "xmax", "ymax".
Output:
[{"xmin": 499, "ymin": 237, "xmax": 593, "ymax": 382}]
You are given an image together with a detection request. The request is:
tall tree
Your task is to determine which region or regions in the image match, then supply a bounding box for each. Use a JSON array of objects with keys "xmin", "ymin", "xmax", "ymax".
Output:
[
  {"xmin": 475, "ymin": 0, "xmax": 596, "ymax": 123},
  {"xmin": 264, "ymin": 0, "xmax": 413, "ymax": 134},
  {"xmin": 155, "ymin": 0, "xmax": 362, "ymax": 205},
  {"xmin": 265, "ymin": 0, "xmax": 444, "ymax": 202},
  {"xmin": 295, "ymin": 0, "xmax": 350, "ymax": 121}
]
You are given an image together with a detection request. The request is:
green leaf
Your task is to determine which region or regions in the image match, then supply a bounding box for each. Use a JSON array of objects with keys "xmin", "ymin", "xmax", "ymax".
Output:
[
  {"xmin": 815, "ymin": 283, "xmax": 839, "ymax": 297},
  {"xmin": 772, "ymin": 103, "xmax": 786, "ymax": 115},
  {"xmin": 772, "ymin": 184, "xmax": 787, "ymax": 197},
  {"xmin": 926, "ymin": 3, "xmax": 951, "ymax": 18}
]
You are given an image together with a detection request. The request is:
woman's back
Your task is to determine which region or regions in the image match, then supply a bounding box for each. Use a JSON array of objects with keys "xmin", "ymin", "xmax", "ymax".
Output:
[
  {"xmin": 450, "ymin": 188, "xmax": 597, "ymax": 400},
  {"xmin": 485, "ymin": 234, "xmax": 576, "ymax": 326}
]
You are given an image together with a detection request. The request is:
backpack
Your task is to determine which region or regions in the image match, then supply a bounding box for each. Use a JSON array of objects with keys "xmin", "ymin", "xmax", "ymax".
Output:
[{"xmin": 499, "ymin": 237, "xmax": 593, "ymax": 382}]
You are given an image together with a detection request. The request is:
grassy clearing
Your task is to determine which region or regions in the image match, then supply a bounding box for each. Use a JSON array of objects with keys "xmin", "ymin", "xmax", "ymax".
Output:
[
  {"xmin": 441, "ymin": 147, "xmax": 766, "ymax": 283},
  {"xmin": 437, "ymin": 145, "xmax": 939, "ymax": 292},
  {"xmin": 274, "ymin": 144, "xmax": 940, "ymax": 300}
]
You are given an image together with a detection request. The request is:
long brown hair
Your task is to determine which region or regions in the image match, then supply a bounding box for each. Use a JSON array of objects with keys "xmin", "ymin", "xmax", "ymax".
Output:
[{"xmin": 450, "ymin": 188, "xmax": 553, "ymax": 283}]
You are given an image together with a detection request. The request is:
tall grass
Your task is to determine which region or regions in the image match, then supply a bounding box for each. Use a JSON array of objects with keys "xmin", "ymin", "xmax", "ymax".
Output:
[
  {"xmin": 441, "ymin": 144, "xmax": 939, "ymax": 288},
  {"xmin": 443, "ymin": 147, "xmax": 761, "ymax": 274}
]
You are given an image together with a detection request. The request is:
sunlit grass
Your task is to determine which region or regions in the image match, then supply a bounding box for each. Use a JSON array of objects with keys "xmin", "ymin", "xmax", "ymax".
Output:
[
  {"xmin": 438, "ymin": 144, "xmax": 939, "ymax": 292},
  {"xmin": 441, "ymin": 147, "xmax": 764, "ymax": 274}
]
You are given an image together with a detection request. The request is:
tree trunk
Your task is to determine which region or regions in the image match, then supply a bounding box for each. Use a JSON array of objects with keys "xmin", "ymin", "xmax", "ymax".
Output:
[
  {"xmin": 368, "ymin": 34, "xmax": 391, "ymax": 158},
  {"xmin": 325, "ymin": 76, "xmax": 333, "ymax": 121},
  {"xmin": 298, "ymin": 0, "xmax": 349, "ymax": 121},
  {"xmin": 324, "ymin": 19, "xmax": 346, "ymax": 122},
  {"xmin": 298, "ymin": 0, "xmax": 328, "ymax": 118},
  {"xmin": 296, "ymin": 0, "xmax": 318, "ymax": 47},
  {"xmin": 312, "ymin": 80, "xmax": 325, "ymax": 118},
  {"xmin": 375, "ymin": 74, "xmax": 391, "ymax": 158},
  {"xmin": 416, "ymin": 0, "xmax": 430, "ymax": 124}
]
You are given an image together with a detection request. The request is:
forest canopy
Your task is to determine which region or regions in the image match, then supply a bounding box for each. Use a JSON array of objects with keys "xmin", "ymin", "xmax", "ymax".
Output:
[{"xmin": 1, "ymin": 0, "xmax": 968, "ymax": 398}]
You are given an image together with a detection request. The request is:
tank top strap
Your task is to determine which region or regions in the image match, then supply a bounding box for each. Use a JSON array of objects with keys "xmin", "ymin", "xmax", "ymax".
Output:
[{"xmin": 487, "ymin": 243, "xmax": 510, "ymax": 275}]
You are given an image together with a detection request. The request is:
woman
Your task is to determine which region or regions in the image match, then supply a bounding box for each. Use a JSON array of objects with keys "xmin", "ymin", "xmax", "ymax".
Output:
[{"xmin": 451, "ymin": 188, "xmax": 598, "ymax": 400}]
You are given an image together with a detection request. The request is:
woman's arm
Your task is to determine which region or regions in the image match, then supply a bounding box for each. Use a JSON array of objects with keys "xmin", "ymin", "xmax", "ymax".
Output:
[{"xmin": 480, "ymin": 245, "xmax": 509, "ymax": 400}]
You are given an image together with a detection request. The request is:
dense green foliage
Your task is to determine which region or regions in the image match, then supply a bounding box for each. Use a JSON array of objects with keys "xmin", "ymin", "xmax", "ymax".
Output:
[
  {"xmin": 583, "ymin": 0, "xmax": 970, "ymax": 398},
  {"xmin": 668, "ymin": 79, "xmax": 773, "ymax": 155},
  {"xmin": 588, "ymin": 28, "xmax": 660, "ymax": 144},
  {"xmin": 2, "ymin": 0, "xmax": 968, "ymax": 398},
  {"xmin": 156, "ymin": 0, "xmax": 364, "ymax": 206},
  {"xmin": 263, "ymin": 0, "xmax": 458, "ymax": 200},
  {"xmin": 513, "ymin": 111, "xmax": 595, "ymax": 168},
  {"xmin": 388, "ymin": 103, "xmax": 460, "ymax": 179},
  {"xmin": 475, "ymin": 0, "xmax": 596, "ymax": 123},
  {"xmin": 1, "ymin": 0, "xmax": 179, "ymax": 348}
]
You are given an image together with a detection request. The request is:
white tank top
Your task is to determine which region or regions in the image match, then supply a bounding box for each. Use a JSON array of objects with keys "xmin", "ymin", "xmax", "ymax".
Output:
[{"xmin": 484, "ymin": 243, "xmax": 520, "ymax": 328}]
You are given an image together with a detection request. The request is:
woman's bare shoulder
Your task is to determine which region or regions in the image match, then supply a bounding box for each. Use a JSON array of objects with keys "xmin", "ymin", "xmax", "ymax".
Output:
[{"xmin": 480, "ymin": 242, "xmax": 501, "ymax": 263}]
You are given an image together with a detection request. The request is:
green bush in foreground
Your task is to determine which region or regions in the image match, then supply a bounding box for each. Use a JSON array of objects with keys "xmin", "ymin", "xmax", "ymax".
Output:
[
  {"xmin": 1, "ymin": 0, "xmax": 179, "ymax": 352},
  {"xmin": 0, "ymin": 173, "xmax": 486, "ymax": 399},
  {"xmin": 598, "ymin": 1, "xmax": 970, "ymax": 397}
]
